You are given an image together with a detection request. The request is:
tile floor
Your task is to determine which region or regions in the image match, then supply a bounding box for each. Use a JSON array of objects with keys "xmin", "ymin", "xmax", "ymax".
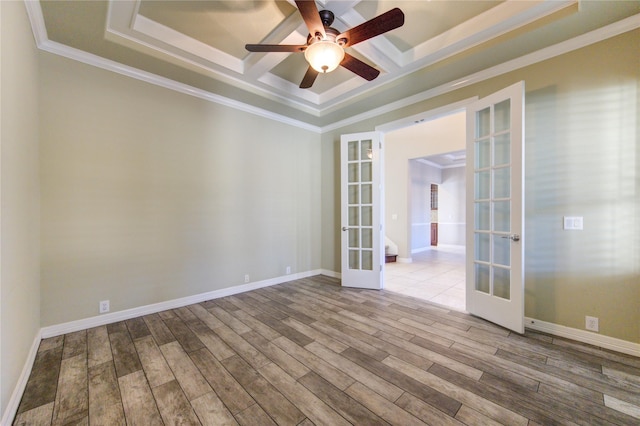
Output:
[{"xmin": 384, "ymin": 245, "xmax": 466, "ymax": 311}]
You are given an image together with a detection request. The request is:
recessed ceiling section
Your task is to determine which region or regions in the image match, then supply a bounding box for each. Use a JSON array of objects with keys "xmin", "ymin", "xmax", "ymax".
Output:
[
  {"xmin": 354, "ymin": 0, "xmax": 504, "ymax": 51},
  {"xmin": 104, "ymin": 0, "xmax": 580, "ymax": 111},
  {"xmin": 138, "ymin": 1, "xmax": 297, "ymax": 59},
  {"xmin": 270, "ymin": 53, "xmax": 311, "ymax": 86}
]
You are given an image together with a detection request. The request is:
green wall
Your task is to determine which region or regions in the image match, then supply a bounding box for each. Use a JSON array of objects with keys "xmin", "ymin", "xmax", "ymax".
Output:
[
  {"xmin": 39, "ymin": 53, "xmax": 322, "ymax": 326},
  {"xmin": 321, "ymin": 30, "xmax": 640, "ymax": 344}
]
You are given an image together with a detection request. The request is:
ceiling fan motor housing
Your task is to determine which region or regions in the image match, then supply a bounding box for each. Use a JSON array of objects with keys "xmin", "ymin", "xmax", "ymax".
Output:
[{"xmin": 307, "ymin": 26, "xmax": 340, "ymax": 44}]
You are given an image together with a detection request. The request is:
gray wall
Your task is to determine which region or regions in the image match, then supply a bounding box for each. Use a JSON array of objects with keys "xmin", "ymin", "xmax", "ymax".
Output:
[
  {"xmin": 39, "ymin": 53, "xmax": 322, "ymax": 326},
  {"xmin": 409, "ymin": 161, "xmax": 441, "ymax": 252},
  {"xmin": 438, "ymin": 166, "xmax": 466, "ymax": 246},
  {"xmin": 1, "ymin": 1, "xmax": 41, "ymax": 419},
  {"xmin": 321, "ymin": 29, "xmax": 640, "ymax": 344}
]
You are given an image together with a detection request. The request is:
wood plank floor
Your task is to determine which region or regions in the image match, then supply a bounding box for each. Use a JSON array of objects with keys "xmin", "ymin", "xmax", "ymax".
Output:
[{"xmin": 13, "ymin": 276, "xmax": 640, "ymax": 425}]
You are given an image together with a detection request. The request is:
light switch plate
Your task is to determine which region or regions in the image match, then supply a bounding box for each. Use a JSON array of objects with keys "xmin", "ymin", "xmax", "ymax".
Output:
[{"xmin": 563, "ymin": 216, "xmax": 583, "ymax": 230}]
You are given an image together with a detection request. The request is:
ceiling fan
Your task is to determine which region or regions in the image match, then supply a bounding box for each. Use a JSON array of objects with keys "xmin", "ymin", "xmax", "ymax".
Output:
[{"xmin": 245, "ymin": 0, "xmax": 404, "ymax": 89}]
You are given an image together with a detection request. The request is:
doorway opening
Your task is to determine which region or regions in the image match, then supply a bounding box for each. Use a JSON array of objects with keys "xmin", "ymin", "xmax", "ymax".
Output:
[{"xmin": 378, "ymin": 106, "xmax": 469, "ymax": 311}]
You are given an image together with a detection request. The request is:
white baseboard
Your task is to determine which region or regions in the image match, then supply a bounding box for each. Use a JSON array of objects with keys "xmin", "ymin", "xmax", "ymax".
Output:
[
  {"xmin": 525, "ymin": 317, "xmax": 640, "ymax": 358},
  {"xmin": 41, "ymin": 269, "xmax": 323, "ymax": 339},
  {"xmin": 411, "ymin": 247, "xmax": 430, "ymax": 254},
  {"xmin": 1, "ymin": 332, "xmax": 42, "ymax": 426},
  {"xmin": 319, "ymin": 269, "xmax": 341, "ymax": 279},
  {"xmin": 397, "ymin": 257, "xmax": 412, "ymax": 263}
]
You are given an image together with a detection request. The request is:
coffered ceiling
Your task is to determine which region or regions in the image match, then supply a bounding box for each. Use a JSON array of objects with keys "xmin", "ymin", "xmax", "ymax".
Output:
[{"xmin": 26, "ymin": 1, "xmax": 640, "ymax": 130}]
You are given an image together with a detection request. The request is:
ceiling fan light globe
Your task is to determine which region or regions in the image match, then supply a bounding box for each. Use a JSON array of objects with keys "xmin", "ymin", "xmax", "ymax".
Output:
[{"xmin": 304, "ymin": 41, "xmax": 344, "ymax": 73}]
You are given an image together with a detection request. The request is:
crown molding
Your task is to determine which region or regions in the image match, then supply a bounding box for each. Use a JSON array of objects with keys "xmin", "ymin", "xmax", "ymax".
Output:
[
  {"xmin": 24, "ymin": 0, "xmax": 640, "ymax": 134},
  {"xmin": 323, "ymin": 13, "xmax": 640, "ymax": 133},
  {"xmin": 46, "ymin": 38, "xmax": 322, "ymax": 132}
]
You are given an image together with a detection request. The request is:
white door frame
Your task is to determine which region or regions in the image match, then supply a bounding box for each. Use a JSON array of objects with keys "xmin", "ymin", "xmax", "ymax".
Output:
[{"xmin": 375, "ymin": 98, "xmax": 478, "ymax": 264}]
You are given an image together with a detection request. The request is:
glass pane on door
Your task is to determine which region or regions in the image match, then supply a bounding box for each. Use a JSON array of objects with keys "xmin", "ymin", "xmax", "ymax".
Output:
[
  {"xmin": 475, "ymin": 202, "xmax": 490, "ymax": 231},
  {"xmin": 475, "ymin": 264, "xmax": 490, "ymax": 294},
  {"xmin": 349, "ymin": 207, "xmax": 359, "ymax": 226},
  {"xmin": 477, "ymin": 107, "xmax": 491, "ymax": 137},
  {"xmin": 494, "ymin": 100, "xmax": 511, "ymax": 132},
  {"xmin": 472, "ymin": 97, "xmax": 513, "ymax": 300},
  {"xmin": 493, "ymin": 267, "xmax": 510, "ymax": 299},
  {"xmin": 361, "ymin": 184, "xmax": 372, "ymax": 204},
  {"xmin": 476, "ymin": 138, "xmax": 490, "ymax": 168},
  {"xmin": 493, "ymin": 237, "xmax": 510, "ymax": 267},
  {"xmin": 347, "ymin": 138, "xmax": 374, "ymax": 272},
  {"xmin": 348, "ymin": 185, "xmax": 359, "ymax": 204},
  {"xmin": 493, "ymin": 167, "xmax": 510, "ymax": 198},
  {"xmin": 348, "ymin": 164, "xmax": 359, "ymax": 183},
  {"xmin": 361, "ymin": 206, "xmax": 372, "ymax": 226},
  {"xmin": 494, "ymin": 133, "xmax": 510, "ymax": 166},
  {"xmin": 494, "ymin": 201, "xmax": 510, "ymax": 232},
  {"xmin": 349, "ymin": 250, "xmax": 360, "ymax": 269}
]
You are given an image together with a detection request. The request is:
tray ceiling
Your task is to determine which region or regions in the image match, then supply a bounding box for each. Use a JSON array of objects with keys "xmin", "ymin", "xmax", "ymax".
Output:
[{"xmin": 28, "ymin": 1, "xmax": 640, "ymax": 129}]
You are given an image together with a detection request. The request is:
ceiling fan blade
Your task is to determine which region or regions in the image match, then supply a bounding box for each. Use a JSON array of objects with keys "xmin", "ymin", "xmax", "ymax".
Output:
[
  {"xmin": 337, "ymin": 7, "xmax": 404, "ymax": 47},
  {"xmin": 340, "ymin": 53, "xmax": 380, "ymax": 81},
  {"xmin": 299, "ymin": 66, "xmax": 319, "ymax": 89},
  {"xmin": 245, "ymin": 44, "xmax": 306, "ymax": 53},
  {"xmin": 295, "ymin": 0, "xmax": 326, "ymax": 39}
]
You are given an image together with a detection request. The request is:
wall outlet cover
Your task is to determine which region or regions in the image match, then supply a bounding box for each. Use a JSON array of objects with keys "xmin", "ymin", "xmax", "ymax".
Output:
[
  {"xmin": 585, "ymin": 315, "xmax": 599, "ymax": 332},
  {"xmin": 99, "ymin": 300, "xmax": 110, "ymax": 314}
]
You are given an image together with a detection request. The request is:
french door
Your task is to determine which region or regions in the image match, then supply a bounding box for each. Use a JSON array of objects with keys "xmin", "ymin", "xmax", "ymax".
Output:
[
  {"xmin": 340, "ymin": 132, "xmax": 383, "ymax": 289},
  {"xmin": 466, "ymin": 82, "xmax": 525, "ymax": 333}
]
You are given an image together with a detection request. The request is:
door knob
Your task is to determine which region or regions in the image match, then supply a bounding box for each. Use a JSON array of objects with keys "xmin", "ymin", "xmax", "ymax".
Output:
[
  {"xmin": 501, "ymin": 234, "xmax": 520, "ymax": 241},
  {"xmin": 342, "ymin": 226, "xmax": 349, "ymax": 232}
]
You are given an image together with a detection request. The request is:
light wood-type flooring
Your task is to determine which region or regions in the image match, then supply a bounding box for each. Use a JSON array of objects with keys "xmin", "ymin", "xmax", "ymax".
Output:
[{"xmin": 13, "ymin": 275, "xmax": 640, "ymax": 425}]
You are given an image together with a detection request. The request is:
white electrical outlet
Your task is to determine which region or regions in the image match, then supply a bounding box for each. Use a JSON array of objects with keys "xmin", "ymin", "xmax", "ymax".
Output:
[
  {"xmin": 244, "ymin": 274, "xmax": 250, "ymax": 283},
  {"xmin": 585, "ymin": 316, "xmax": 599, "ymax": 332},
  {"xmin": 286, "ymin": 266, "xmax": 291, "ymax": 274},
  {"xmin": 99, "ymin": 300, "xmax": 110, "ymax": 314}
]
